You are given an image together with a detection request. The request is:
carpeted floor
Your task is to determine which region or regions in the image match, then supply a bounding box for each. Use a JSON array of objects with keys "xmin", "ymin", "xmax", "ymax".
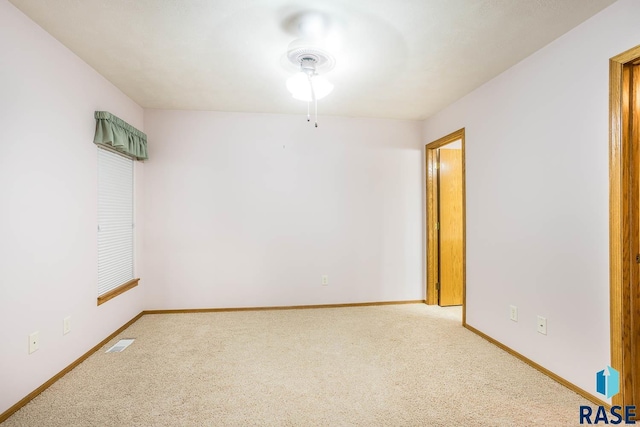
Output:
[{"xmin": 2, "ymin": 304, "xmax": 592, "ymax": 426}]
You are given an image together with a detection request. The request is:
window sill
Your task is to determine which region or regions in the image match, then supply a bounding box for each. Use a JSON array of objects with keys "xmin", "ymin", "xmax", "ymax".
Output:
[{"xmin": 97, "ymin": 278, "xmax": 140, "ymax": 306}]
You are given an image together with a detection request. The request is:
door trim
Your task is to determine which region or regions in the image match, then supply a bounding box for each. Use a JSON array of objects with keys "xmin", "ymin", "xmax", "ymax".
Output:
[
  {"xmin": 425, "ymin": 128, "xmax": 466, "ymax": 324},
  {"xmin": 610, "ymin": 43, "xmax": 640, "ymax": 407}
]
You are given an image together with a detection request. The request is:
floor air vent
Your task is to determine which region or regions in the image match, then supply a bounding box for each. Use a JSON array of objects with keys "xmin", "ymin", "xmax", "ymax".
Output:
[{"xmin": 106, "ymin": 338, "xmax": 135, "ymax": 353}]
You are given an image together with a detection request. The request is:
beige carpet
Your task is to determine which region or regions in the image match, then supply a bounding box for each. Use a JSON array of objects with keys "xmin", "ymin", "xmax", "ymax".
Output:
[{"xmin": 3, "ymin": 304, "xmax": 592, "ymax": 426}]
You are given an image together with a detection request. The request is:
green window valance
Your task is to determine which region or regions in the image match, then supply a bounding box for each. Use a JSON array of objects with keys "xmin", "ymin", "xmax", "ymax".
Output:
[{"xmin": 93, "ymin": 111, "xmax": 148, "ymax": 160}]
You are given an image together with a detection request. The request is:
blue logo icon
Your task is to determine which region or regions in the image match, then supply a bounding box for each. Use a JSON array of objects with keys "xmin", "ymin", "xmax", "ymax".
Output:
[{"xmin": 596, "ymin": 366, "xmax": 619, "ymax": 398}]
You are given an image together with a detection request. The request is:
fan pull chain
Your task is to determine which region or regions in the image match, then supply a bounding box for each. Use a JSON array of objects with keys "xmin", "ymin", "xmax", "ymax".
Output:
[{"xmin": 308, "ymin": 73, "xmax": 319, "ymax": 128}]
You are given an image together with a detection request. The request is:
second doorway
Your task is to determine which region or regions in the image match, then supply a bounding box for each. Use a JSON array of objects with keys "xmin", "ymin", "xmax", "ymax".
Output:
[{"xmin": 426, "ymin": 129, "xmax": 465, "ymax": 312}]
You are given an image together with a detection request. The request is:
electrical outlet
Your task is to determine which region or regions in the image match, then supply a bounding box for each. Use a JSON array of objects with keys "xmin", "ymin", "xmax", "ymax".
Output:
[
  {"xmin": 29, "ymin": 332, "xmax": 39, "ymax": 354},
  {"xmin": 63, "ymin": 316, "xmax": 71, "ymax": 335},
  {"xmin": 509, "ymin": 305, "xmax": 518, "ymax": 322},
  {"xmin": 537, "ymin": 316, "xmax": 547, "ymax": 335},
  {"xmin": 321, "ymin": 275, "xmax": 329, "ymax": 286}
]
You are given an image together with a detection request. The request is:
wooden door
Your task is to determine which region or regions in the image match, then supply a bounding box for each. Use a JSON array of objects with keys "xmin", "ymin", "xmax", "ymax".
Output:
[
  {"xmin": 438, "ymin": 148, "xmax": 463, "ymax": 306},
  {"xmin": 610, "ymin": 45, "xmax": 640, "ymax": 408},
  {"xmin": 628, "ymin": 62, "xmax": 640, "ymax": 406}
]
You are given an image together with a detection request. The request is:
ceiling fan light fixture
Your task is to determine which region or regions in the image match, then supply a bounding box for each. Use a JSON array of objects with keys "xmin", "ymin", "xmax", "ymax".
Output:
[
  {"xmin": 286, "ymin": 72, "xmax": 334, "ymax": 102},
  {"xmin": 284, "ymin": 45, "xmax": 336, "ymax": 127},
  {"xmin": 309, "ymin": 75, "xmax": 334, "ymax": 99}
]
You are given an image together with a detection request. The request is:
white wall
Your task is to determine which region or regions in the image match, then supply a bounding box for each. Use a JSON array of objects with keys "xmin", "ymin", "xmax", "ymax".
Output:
[
  {"xmin": 4, "ymin": 0, "xmax": 630, "ymax": 413},
  {"xmin": 0, "ymin": 0, "xmax": 145, "ymax": 414},
  {"xmin": 422, "ymin": 0, "xmax": 640, "ymax": 399},
  {"xmin": 143, "ymin": 110, "xmax": 423, "ymax": 309}
]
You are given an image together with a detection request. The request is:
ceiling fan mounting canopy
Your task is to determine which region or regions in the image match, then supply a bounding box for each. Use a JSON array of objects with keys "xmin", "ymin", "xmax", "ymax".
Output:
[{"xmin": 286, "ymin": 43, "xmax": 335, "ymax": 73}]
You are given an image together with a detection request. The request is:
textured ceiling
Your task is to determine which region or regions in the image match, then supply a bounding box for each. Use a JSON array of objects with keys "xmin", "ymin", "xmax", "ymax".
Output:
[{"xmin": 9, "ymin": 0, "xmax": 616, "ymax": 120}]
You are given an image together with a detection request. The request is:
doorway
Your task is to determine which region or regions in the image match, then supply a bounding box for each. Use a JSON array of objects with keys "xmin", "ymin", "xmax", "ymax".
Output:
[
  {"xmin": 425, "ymin": 129, "xmax": 466, "ymax": 322},
  {"xmin": 610, "ymin": 44, "xmax": 640, "ymax": 407}
]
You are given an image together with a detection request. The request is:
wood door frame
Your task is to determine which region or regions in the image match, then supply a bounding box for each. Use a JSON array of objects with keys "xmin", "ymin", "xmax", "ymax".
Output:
[
  {"xmin": 425, "ymin": 128, "xmax": 466, "ymax": 324},
  {"xmin": 610, "ymin": 43, "xmax": 640, "ymax": 407}
]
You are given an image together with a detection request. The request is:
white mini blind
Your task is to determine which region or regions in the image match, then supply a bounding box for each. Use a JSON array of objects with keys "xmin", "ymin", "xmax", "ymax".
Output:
[{"xmin": 98, "ymin": 148, "xmax": 134, "ymax": 296}]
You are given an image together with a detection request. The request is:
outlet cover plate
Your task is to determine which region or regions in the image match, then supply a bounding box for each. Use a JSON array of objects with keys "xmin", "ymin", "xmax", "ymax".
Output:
[
  {"xmin": 537, "ymin": 316, "xmax": 547, "ymax": 335},
  {"xmin": 321, "ymin": 275, "xmax": 328, "ymax": 286},
  {"xmin": 63, "ymin": 316, "xmax": 71, "ymax": 335},
  {"xmin": 29, "ymin": 332, "xmax": 39, "ymax": 354}
]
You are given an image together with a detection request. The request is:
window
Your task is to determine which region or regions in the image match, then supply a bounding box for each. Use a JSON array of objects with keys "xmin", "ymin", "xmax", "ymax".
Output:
[{"xmin": 97, "ymin": 147, "xmax": 137, "ymax": 304}]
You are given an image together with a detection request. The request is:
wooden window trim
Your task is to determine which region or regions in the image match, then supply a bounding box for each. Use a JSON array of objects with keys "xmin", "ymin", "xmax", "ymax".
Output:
[{"xmin": 97, "ymin": 278, "xmax": 139, "ymax": 306}]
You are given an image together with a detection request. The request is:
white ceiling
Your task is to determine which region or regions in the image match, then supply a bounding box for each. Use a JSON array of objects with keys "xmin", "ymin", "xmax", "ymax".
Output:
[{"xmin": 10, "ymin": 0, "xmax": 616, "ymax": 120}]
